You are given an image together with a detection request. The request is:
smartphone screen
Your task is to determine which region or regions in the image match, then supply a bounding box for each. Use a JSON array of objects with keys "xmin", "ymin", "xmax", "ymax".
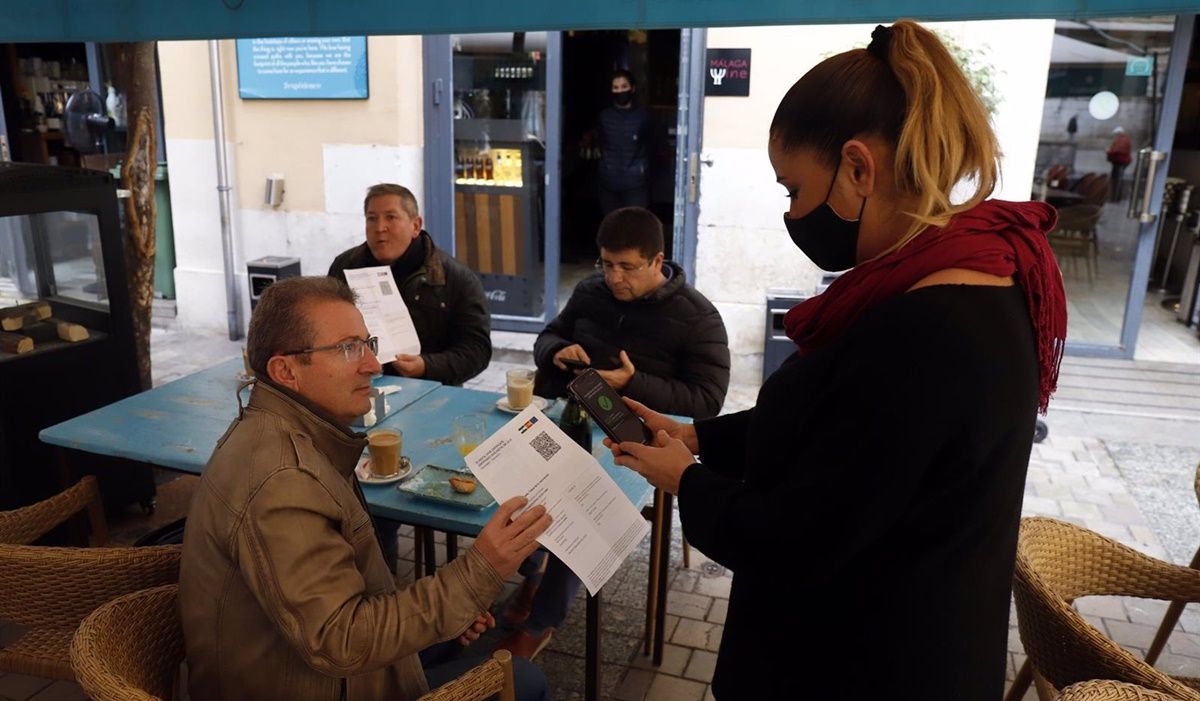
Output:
[{"xmin": 567, "ymin": 369, "xmax": 653, "ymax": 445}]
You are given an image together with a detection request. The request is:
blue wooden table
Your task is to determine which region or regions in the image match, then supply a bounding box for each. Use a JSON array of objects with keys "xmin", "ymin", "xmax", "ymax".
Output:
[
  {"xmin": 364, "ymin": 385, "xmax": 654, "ymax": 534},
  {"xmin": 38, "ymin": 358, "xmax": 442, "ymax": 474}
]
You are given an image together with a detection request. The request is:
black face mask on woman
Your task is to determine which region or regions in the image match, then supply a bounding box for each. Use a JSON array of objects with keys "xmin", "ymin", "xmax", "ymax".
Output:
[
  {"xmin": 783, "ymin": 161, "xmax": 866, "ymax": 272},
  {"xmin": 612, "ymin": 91, "xmax": 633, "ymax": 107}
]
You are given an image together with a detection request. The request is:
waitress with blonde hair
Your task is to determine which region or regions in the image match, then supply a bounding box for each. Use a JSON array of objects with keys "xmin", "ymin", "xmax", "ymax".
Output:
[{"xmin": 608, "ymin": 20, "xmax": 1066, "ymax": 698}]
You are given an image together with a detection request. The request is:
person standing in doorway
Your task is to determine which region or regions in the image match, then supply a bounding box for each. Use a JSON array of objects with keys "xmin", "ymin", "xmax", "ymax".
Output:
[
  {"xmin": 595, "ymin": 69, "xmax": 652, "ymax": 215},
  {"xmin": 1107, "ymin": 126, "xmax": 1133, "ymax": 202}
]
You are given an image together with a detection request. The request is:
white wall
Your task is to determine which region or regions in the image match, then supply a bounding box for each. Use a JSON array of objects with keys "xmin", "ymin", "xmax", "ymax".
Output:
[
  {"xmin": 694, "ymin": 20, "xmax": 1056, "ymax": 385},
  {"xmin": 159, "ymin": 38, "xmax": 425, "ymax": 334}
]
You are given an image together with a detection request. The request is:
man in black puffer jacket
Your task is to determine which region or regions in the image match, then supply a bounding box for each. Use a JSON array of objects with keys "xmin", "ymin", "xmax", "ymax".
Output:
[
  {"xmin": 328, "ymin": 183, "xmax": 491, "ymax": 387},
  {"xmin": 495, "ymin": 206, "xmax": 730, "ymax": 659},
  {"xmin": 533, "ymin": 207, "xmax": 730, "ymax": 419}
]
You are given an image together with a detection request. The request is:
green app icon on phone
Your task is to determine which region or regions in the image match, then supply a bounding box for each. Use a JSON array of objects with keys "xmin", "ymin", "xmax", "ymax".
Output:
[{"xmin": 598, "ymin": 396, "xmax": 613, "ymax": 411}]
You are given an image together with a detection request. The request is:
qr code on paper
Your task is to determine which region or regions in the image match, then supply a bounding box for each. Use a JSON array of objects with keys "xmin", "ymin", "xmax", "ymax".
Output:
[{"xmin": 529, "ymin": 431, "xmax": 561, "ymax": 462}]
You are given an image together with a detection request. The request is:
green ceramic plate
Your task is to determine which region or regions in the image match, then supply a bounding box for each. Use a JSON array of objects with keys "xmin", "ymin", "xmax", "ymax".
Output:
[{"xmin": 398, "ymin": 464, "xmax": 497, "ymax": 510}]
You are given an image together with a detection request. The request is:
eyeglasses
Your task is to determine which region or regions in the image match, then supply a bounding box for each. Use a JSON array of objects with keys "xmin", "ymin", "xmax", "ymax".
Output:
[
  {"xmin": 281, "ymin": 336, "xmax": 379, "ymax": 363},
  {"xmin": 594, "ymin": 258, "xmax": 652, "ymax": 276}
]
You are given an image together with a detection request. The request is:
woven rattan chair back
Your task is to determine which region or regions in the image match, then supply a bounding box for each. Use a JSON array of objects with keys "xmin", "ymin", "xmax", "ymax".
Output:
[
  {"xmin": 418, "ymin": 650, "xmax": 516, "ymax": 701},
  {"xmin": 1013, "ymin": 517, "xmax": 1200, "ymax": 699},
  {"xmin": 1058, "ymin": 680, "xmax": 1189, "ymax": 700},
  {"xmin": 0, "ymin": 543, "xmax": 180, "ymax": 680},
  {"xmin": 0, "ymin": 475, "xmax": 107, "ymax": 546},
  {"xmin": 71, "ymin": 584, "xmax": 183, "ymax": 701}
]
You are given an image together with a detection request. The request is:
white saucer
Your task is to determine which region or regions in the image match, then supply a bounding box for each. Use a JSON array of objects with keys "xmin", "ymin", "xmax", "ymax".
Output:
[
  {"xmin": 496, "ymin": 396, "xmax": 549, "ymax": 414},
  {"xmin": 356, "ymin": 455, "xmax": 413, "ymax": 485}
]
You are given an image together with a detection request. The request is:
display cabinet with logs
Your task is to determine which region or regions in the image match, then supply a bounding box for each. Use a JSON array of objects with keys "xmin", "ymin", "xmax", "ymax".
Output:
[{"xmin": 0, "ymin": 162, "xmax": 152, "ymax": 520}]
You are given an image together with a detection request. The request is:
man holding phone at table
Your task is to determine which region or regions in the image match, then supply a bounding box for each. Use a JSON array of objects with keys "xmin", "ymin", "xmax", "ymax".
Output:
[
  {"xmin": 496, "ymin": 206, "xmax": 730, "ymax": 658},
  {"xmin": 179, "ymin": 276, "xmax": 551, "ymax": 701}
]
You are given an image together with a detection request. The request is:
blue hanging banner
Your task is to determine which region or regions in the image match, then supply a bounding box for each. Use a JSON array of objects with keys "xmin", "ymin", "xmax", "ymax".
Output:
[{"xmin": 236, "ymin": 36, "xmax": 368, "ymax": 100}]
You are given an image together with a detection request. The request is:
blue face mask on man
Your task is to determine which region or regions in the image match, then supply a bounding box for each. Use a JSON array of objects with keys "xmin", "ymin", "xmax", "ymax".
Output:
[{"xmin": 782, "ymin": 160, "xmax": 866, "ymax": 272}]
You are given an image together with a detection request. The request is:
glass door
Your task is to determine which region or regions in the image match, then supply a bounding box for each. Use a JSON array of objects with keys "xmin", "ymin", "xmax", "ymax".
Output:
[
  {"xmin": 1033, "ymin": 15, "xmax": 1192, "ymax": 356},
  {"xmin": 424, "ymin": 33, "xmax": 560, "ymax": 332}
]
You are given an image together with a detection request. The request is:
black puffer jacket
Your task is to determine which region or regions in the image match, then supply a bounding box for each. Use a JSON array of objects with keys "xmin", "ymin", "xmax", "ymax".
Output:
[
  {"xmin": 533, "ymin": 262, "xmax": 730, "ymax": 419},
  {"xmin": 597, "ymin": 105, "xmax": 651, "ymax": 192},
  {"xmin": 328, "ymin": 232, "xmax": 492, "ymax": 386}
]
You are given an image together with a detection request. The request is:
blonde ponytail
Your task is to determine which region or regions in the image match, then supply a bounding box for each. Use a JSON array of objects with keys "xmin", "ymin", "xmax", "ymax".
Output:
[{"xmin": 885, "ymin": 20, "xmax": 1000, "ymax": 243}]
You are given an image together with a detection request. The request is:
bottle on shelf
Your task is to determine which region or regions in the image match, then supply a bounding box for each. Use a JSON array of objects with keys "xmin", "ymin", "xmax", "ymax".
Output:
[
  {"xmin": 559, "ymin": 396, "xmax": 593, "ymax": 454},
  {"xmin": 484, "ymin": 156, "xmax": 494, "ymax": 184}
]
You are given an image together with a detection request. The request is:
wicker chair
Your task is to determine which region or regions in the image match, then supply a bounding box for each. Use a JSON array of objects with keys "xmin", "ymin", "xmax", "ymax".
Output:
[
  {"xmin": 1058, "ymin": 680, "xmax": 1189, "ymax": 700},
  {"xmin": 71, "ymin": 584, "xmax": 183, "ymax": 701},
  {"xmin": 1010, "ymin": 517, "xmax": 1200, "ymax": 701},
  {"xmin": 0, "ymin": 543, "xmax": 180, "ymax": 680},
  {"xmin": 1048, "ymin": 205, "xmax": 1103, "ymax": 282},
  {"xmin": 0, "ymin": 475, "xmax": 107, "ymax": 546},
  {"xmin": 71, "ymin": 581, "xmax": 516, "ymax": 701},
  {"xmin": 419, "ymin": 650, "xmax": 516, "ymax": 701},
  {"xmin": 1146, "ymin": 462, "xmax": 1200, "ymax": 665}
]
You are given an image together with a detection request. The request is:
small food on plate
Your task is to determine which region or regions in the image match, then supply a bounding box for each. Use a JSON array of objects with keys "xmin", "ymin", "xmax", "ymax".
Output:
[{"xmin": 448, "ymin": 476, "xmax": 477, "ymax": 494}]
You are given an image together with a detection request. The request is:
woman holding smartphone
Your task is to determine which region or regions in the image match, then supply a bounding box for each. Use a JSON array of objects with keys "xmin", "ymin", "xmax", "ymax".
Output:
[{"xmin": 608, "ymin": 20, "xmax": 1065, "ymax": 699}]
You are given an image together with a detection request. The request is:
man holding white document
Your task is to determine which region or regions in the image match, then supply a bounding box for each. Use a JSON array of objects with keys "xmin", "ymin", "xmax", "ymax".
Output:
[{"xmin": 329, "ymin": 183, "xmax": 492, "ymax": 387}]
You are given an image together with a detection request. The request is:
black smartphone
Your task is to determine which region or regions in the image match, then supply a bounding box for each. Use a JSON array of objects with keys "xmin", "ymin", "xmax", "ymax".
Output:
[
  {"xmin": 561, "ymin": 357, "xmax": 590, "ymax": 370},
  {"xmin": 567, "ymin": 369, "xmax": 653, "ymax": 445}
]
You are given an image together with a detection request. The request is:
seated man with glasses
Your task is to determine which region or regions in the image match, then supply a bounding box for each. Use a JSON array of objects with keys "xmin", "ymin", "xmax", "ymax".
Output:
[
  {"xmin": 495, "ymin": 206, "xmax": 731, "ymax": 658},
  {"xmin": 180, "ymin": 276, "xmax": 552, "ymax": 701}
]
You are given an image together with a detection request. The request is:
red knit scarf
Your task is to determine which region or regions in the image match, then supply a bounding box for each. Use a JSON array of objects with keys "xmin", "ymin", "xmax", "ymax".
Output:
[{"xmin": 784, "ymin": 199, "xmax": 1067, "ymax": 413}]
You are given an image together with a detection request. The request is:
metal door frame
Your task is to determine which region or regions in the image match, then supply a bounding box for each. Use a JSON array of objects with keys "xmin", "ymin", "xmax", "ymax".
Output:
[
  {"xmin": 1069, "ymin": 14, "xmax": 1194, "ymax": 358},
  {"xmin": 673, "ymin": 28, "xmax": 705, "ymax": 281}
]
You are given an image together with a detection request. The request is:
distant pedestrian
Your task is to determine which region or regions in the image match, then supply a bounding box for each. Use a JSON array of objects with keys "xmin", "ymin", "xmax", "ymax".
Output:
[{"xmin": 1107, "ymin": 126, "xmax": 1133, "ymax": 202}]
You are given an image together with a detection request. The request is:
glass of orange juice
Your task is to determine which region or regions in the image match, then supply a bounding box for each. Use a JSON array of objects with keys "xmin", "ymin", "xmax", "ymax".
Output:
[{"xmin": 452, "ymin": 415, "xmax": 486, "ymax": 462}]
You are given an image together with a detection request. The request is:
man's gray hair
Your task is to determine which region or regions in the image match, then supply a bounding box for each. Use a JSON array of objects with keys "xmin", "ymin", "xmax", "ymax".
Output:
[{"xmin": 363, "ymin": 183, "xmax": 419, "ymax": 218}]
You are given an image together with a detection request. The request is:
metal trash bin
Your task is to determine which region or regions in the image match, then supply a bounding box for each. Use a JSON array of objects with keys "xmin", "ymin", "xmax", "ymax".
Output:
[
  {"xmin": 247, "ymin": 256, "xmax": 301, "ymax": 311},
  {"xmin": 763, "ymin": 289, "xmax": 806, "ymax": 383}
]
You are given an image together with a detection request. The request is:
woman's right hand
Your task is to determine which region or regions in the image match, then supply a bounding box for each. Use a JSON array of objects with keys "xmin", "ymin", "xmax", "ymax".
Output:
[{"xmin": 607, "ymin": 397, "xmax": 699, "ymax": 456}]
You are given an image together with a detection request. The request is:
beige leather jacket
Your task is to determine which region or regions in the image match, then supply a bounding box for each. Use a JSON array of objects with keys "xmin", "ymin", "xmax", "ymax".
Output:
[{"xmin": 180, "ymin": 381, "xmax": 504, "ymax": 701}]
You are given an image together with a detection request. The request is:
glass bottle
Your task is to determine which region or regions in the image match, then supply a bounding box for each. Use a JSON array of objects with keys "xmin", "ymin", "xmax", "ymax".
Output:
[{"xmin": 559, "ymin": 396, "xmax": 592, "ymax": 454}]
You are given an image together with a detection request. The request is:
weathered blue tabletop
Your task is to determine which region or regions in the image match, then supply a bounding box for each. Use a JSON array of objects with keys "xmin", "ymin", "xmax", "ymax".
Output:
[
  {"xmin": 363, "ymin": 385, "xmax": 656, "ymax": 534},
  {"xmin": 38, "ymin": 360, "xmax": 654, "ymax": 534},
  {"xmin": 38, "ymin": 358, "xmax": 441, "ymax": 474}
]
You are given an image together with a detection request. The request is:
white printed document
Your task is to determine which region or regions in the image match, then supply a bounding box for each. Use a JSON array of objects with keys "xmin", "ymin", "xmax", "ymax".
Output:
[
  {"xmin": 341, "ymin": 266, "xmax": 421, "ymax": 361},
  {"xmin": 465, "ymin": 407, "xmax": 651, "ymax": 595}
]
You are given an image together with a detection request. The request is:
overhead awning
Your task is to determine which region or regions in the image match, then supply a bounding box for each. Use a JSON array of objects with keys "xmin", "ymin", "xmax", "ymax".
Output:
[
  {"xmin": 1, "ymin": 0, "xmax": 1199, "ymax": 43},
  {"xmin": 1050, "ymin": 33, "xmax": 1139, "ymax": 64}
]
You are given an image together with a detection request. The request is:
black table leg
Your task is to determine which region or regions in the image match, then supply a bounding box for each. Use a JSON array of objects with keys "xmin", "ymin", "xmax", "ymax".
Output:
[
  {"xmin": 445, "ymin": 532, "xmax": 458, "ymax": 561},
  {"xmin": 586, "ymin": 588, "xmax": 602, "ymax": 701},
  {"xmin": 654, "ymin": 492, "xmax": 672, "ymax": 665},
  {"xmin": 423, "ymin": 527, "xmax": 437, "ymax": 576}
]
